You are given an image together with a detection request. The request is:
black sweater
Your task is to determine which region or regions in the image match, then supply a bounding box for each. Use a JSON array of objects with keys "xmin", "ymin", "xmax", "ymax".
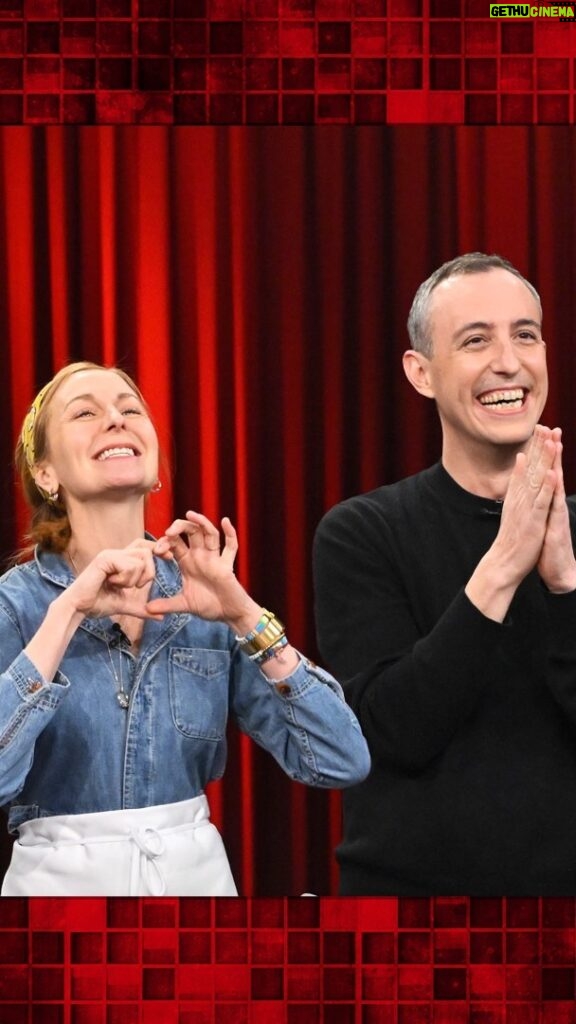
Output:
[{"xmin": 313, "ymin": 462, "xmax": 576, "ymax": 895}]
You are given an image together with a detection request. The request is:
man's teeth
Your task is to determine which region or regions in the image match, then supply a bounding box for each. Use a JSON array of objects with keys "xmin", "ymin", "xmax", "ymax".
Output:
[
  {"xmin": 97, "ymin": 447, "xmax": 136, "ymax": 460},
  {"xmin": 478, "ymin": 389, "xmax": 524, "ymax": 409}
]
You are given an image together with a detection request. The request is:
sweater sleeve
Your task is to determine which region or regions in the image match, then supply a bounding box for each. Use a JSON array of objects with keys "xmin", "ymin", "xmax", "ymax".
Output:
[
  {"xmin": 541, "ymin": 587, "xmax": 576, "ymax": 724},
  {"xmin": 313, "ymin": 497, "xmax": 507, "ymax": 771},
  {"xmin": 539, "ymin": 496, "xmax": 576, "ymax": 725}
]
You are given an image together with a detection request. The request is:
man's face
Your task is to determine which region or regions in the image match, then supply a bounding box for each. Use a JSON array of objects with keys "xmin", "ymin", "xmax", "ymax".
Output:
[{"xmin": 422, "ymin": 268, "xmax": 548, "ymax": 452}]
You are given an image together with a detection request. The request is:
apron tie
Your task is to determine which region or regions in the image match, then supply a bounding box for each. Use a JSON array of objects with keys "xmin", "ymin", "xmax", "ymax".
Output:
[{"xmin": 130, "ymin": 827, "xmax": 166, "ymax": 895}]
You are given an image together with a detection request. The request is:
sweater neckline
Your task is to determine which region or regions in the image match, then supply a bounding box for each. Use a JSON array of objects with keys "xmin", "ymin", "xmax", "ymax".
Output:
[{"xmin": 426, "ymin": 462, "xmax": 504, "ymax": 519}]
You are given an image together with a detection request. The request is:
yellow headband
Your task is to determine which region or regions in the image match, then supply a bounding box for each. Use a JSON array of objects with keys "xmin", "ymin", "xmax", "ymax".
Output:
[{"xmin": 20, "ymin": 382, "xmax": 52, "ymax": 469}]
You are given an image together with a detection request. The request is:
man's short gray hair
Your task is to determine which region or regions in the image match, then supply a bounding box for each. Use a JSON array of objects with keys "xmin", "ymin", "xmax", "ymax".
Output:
[{"xmin": 407, "ymin": 253, "xmax": 542, "ymax": 358}]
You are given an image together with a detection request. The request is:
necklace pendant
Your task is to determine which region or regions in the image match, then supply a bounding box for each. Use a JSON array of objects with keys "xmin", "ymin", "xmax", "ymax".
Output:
[{"xmin": 116, "ymin": 691, "xmax": 130, "ymax": 710}]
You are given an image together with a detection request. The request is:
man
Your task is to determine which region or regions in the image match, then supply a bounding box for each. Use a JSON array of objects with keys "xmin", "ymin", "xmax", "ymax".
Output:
[{"xmin": 313, "ymin": 252, "xmax": 576, "ymax": 895}]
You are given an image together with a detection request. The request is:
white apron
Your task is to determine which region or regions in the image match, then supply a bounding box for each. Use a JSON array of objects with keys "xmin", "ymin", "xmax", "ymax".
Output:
[{"xmin": 1, "ymin": 794, "xmax": 238, "ymax": 896}]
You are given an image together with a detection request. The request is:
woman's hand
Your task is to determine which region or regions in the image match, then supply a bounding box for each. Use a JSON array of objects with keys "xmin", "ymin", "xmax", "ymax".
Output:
[
  {"xmin": 147, "ymin": 512, "xmax": 260, "ymax": 632},
  {"xmin": 65, "ymin": 539, "xmax": 167, "ymax": 620},
  {"xmin": 23, "ymin": 539, "xmax": 168, "ymax": 685}
]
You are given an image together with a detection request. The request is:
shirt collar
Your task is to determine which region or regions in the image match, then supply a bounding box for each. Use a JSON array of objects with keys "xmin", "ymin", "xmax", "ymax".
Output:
[{"xmin": 426, "ymin": 462, "xmax": 504, "ymax": 519}]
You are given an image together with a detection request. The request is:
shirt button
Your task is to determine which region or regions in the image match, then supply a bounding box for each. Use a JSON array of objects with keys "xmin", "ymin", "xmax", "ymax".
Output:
[
  {"xmin": 276, "ymin": 683, "xmax": 292, "ymax": 696},
  {"xmin": 26, "ymin": 681, "xmax": 43, "ymax": 694}
]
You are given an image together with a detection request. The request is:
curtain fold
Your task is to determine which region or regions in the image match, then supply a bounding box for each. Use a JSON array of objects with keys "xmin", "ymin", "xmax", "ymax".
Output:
[{"xmin": 0, "ymin": 126, "xmax": 574, "ymax": 894}]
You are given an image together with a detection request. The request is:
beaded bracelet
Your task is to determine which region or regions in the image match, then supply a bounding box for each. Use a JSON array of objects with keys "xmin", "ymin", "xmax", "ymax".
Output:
[
  {"xmin": 248, "ymin": 634, "xmax": 289, "ymax": 663},
  {"xmin": 237, "ymin": 609, "xmax": 275, "ymax": 643}
]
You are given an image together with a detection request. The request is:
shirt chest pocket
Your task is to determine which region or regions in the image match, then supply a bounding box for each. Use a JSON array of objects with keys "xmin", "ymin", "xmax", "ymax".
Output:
[{"xmin": 168, "ymin": 648, "xmax": 230, "ymax": 740}]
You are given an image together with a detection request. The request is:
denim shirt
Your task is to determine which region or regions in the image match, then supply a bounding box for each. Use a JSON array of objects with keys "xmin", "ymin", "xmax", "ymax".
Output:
[{"xmin": 0, "ymin": 549, "xmax": 370, "ymax": 834}]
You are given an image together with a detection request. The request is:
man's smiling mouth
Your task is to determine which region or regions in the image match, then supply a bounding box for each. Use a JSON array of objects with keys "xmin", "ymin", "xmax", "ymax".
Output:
[{"xmin": 477, "ymin": 388, "xmax": 526, "ymax": 410}]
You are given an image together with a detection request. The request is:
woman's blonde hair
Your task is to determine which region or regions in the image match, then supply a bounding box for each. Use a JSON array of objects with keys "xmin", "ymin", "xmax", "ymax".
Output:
[{"xmin": 15, "ymin": 361, "xmax": 148, "ymax": 556}]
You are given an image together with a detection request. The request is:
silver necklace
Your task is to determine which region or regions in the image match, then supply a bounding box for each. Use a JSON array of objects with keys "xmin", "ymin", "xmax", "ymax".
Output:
[
  {"xmin": 105, "ymin": 639, "xmax": 131, "ymax": 710},
  {"xmin": 67, "ymin": 549, "xmax": 131, "ymax": 710}
]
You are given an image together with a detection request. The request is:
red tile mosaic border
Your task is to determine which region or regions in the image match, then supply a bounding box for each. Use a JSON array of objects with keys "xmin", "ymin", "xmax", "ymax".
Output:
[
  {"xmin": 0, "ymin": 2, "xmax": 575, "ymax": 122},
  {"xmin": 2, "ymin": 897, "xmax": 576, "ymax": 1019}
]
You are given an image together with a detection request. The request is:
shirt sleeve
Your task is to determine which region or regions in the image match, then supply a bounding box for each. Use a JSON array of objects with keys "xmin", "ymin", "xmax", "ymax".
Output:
[
  {"xmin": 0, "ymin": 602, "xmax": 71, "ymax": 805},
  {"xmin": 230, "ymin": 647, "xmax": 371, "ymax": 788},
  {"xmin": 313, "ymin": 497, "xmax": 507, "ymax": 771}
]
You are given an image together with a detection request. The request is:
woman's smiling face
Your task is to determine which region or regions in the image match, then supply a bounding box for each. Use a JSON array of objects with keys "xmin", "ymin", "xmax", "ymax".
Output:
[{"xmin": 34, "ymin": 368, "xmax": 159, "ymax": 503}]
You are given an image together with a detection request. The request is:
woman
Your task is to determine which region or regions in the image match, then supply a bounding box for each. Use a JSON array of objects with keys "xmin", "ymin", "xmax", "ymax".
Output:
[{"xmin": 0, "ymin": 361, "xmax": 370, "ymax": 896}]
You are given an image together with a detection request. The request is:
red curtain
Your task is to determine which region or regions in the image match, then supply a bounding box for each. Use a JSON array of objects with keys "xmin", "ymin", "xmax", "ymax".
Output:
[{"xmin": 0, "ymin": 126, "xmax": 575, "ymax": 895}]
